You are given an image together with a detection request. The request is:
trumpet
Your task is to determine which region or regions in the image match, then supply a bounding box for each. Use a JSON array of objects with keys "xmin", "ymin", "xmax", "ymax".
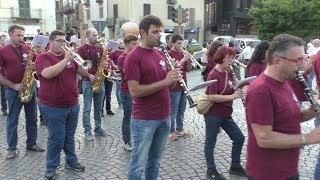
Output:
[
  {"xmin": 61, "ymin": 46, "xmax": 92, "ymax": 69},
  {"xmin": 181, "ymin": 48, "xmax": 205, "ymax": 71}
]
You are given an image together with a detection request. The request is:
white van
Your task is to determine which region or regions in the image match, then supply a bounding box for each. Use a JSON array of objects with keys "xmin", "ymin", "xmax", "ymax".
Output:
[
  {"xmin": 234, "ymin": 38, "xmax": 261, "ymax": 52},
  {"xmin": 213, "ymin": 36, "xmax": 234, "ymax": 46}
]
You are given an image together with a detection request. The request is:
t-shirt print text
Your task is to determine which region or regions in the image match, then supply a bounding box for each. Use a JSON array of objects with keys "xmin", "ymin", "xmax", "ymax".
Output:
[{"xmin": 159, "ymin": 60, "xmax": 167, "ymax": 71}]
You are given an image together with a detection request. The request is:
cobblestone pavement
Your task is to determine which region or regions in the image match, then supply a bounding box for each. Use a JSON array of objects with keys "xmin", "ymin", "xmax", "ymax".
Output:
[{"xmin": 0, "ymin": 69, "xmax": 319, "ymax": 180}]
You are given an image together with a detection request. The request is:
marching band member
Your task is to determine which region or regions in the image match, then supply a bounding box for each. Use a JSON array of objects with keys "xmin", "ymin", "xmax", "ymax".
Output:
[
  {"xmin": 245, "ymin": 34, "xmax": 320, "ymax": 180},
  {"xmin": 202, "ymin": 40, "xmax": 223, "ymax": 81},
  {"xmin": 168, "ymin": 34, "xmax": 192, "ymax": 141},
  {"xmin": 117, "ymin": 34, "xmax": 139, "ymax": 151},
  {"xmin": 0, "ymin": 33, "xmax": 8, "ymax": 116},
  {"xmin": 125, "ymin": 15, "xmax": 180, "ymax": 179},
  {"xmin": 35, "ymin": 30, "xmax": 87, "ymax": 179},
  {"xmin": 246, "ymin": 40, "xmax": 270, "ymax": 77},
  {"xmin": 204, "ymin": 46, "xmax": 246, "ymax": 179},
  {"xmin": 77, "ymin": 28, "xmax": 107, "ymax": 141},
  {"xmin": 0, "ymin": 24, "xmax": 44, "ymax": 159}
]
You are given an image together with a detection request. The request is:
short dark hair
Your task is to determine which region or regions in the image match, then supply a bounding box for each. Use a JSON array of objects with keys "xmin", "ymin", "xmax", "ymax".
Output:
[
  {"xmin": 49, "ymin": 30, "xmax": 66, "ymax": 41},
  {"xmin": 165, "ymin": 34, "xmax": 173, "ymax": 41},
  {"xmin": 124, "ymin": 34, "xmax": 138, "ymax": 44},
  {"xmin": 8, "ymin": 24, "xmax": 25, "ymax": 34},
  {"xmin": 207, "ymin": 40, "xmax": 223, "ymax": 57},
  {"xmin": 213, "ymin": 46, "xmax": 236, "ymax": 64},
  {"xmin": 267, "ymin": 34, "xmax": 305, "ymax": 64},
  {"xmin": 202, "ymin": 42, "xmax": 208, "ymax": 48},
  {"xmin": 139, "ymin": 15, "xmax": 163, "ymax": 35},
  {"xmin": 171, "ymin": 34, "xmax": 183, "ymax": 43}
]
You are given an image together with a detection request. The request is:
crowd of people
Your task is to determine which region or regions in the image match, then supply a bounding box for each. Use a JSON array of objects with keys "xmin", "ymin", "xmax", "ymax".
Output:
[{"xmin": 1, "ymin": 14, "xmax": 320, "ymax": 180}]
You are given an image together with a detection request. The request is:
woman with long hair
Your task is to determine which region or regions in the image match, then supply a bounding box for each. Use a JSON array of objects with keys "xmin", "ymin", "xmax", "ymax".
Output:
[
  {"xmin": 202, "ymin": 40, "xmax": 223, "ymax": 81},
  {"xmin": 246, "ymin": 40, "xmax": 270, "ymax": 77}
]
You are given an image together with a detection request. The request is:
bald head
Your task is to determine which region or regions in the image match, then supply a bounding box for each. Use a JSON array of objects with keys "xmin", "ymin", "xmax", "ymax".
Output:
[{"xmin": 86, "ymin": 28, "xmax": 99, "ymax": 45}]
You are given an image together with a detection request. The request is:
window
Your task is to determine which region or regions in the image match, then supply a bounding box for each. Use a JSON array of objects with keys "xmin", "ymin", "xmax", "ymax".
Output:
[
  {"xmin": 113, "ymin": 4, "xmax": 118, "ymax": 19},
  {"xmin": 19, "ymin": 0, "xmax": 30, "ymax": 18},
  {"xmin": 189, "ymin": 8, "xmax": 195, "ymax": 26},
  {"xmin": 87, "ymin": 9, "xmax": 90, "ymax": 20},
  {"xmin": 99, "ymin": 6, "xmax": 103, "ymax": 18},
  {"xmin": 143, "ymin": 4, "xmax": 150, "ymax": 16},
  {"xmin": 168, "ymin": 6, "xmax": 173, "ymax": 19}
]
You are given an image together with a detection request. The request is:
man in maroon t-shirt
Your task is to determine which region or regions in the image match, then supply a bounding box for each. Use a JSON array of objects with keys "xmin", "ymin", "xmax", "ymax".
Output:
[
  {"xmin": 125, "ymin": 15, "xmax": 181, "ymax": 179},
  {"xmin": 77, "ymin": 28, "xmax": 107, "ymax": 141},
  {"xmin": 0, "ymin": 24, "xmax": 44, "ymax": 160},
  {"xmin": 35, "ymin": 30, "xmax": 89, "ymax": 179},
  {"xmin": 117, "ymin": 34, "xmax": 138, "ymax": 151},
  {"xmin": 167, "ymin": 34, "xmax": 192, "ymax": 141},
  {"xmin": 0, "ymin": 33, "xmax": 8, "ymax": 116},
  {"xmin": 245, "ymin": 34, "xmax": 320, "ymax": 180}
]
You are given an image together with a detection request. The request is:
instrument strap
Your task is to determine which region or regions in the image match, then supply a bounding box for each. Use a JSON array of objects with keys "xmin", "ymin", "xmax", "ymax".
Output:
[
  {"xmin": 10, "ymin": 45, "xmax": 25, "ymax": 68},
  {"xmin": 86, "ymin": 44, "xmax": 99, "ymax": 65}
]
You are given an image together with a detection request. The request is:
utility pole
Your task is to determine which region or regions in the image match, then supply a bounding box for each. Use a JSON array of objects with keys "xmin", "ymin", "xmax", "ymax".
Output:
[
  {"xmin": 171, "ymin": 5, "xmax": 189, "ymax": 36},
  {"xmin": 78, "ymin": 0, "xmax": 84, "ymax": 45}
]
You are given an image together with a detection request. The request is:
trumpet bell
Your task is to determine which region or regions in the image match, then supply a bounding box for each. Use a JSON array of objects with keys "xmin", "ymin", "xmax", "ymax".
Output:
[{"xmin": 82, "ymin": 60, "xmax": 92, "ymax": 69}]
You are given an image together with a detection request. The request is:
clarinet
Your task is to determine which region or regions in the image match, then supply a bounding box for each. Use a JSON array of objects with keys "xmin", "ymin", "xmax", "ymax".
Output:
[
  {"xmin": 160, "ymin": 45, "xmax": 197, "ymax": 108},
  {"xmin": 295, "ymin": 71, "xmax": 320, "ymax": 118},
  {"xmin": 229, "ymin": 65, "xmax": 245, "ymax": 106}
]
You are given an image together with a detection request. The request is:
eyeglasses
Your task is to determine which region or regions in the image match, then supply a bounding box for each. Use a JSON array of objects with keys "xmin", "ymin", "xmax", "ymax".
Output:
[
  {"xmin": 54, "ymin": 39, "xmax": 66, "ymax": 43},
  {"xmin": 277, "ymin": 56, "xmax": 307, "ymax": 64}
]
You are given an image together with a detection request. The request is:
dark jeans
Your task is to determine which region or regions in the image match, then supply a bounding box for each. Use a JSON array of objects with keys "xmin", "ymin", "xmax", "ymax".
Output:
[
  {"xmin": 120, "ymin": 93, "xmax": 132, "ymax": 144},
  {"xmin": 102, "ymin": 79, "xmax": 113, "ymax": 112},
  {"xmin": 1, "ymin": 85, "xmax": 7, "ymax": 111},
  {"xmin": 204, "ymin": 115, "xmax": 245, "ymax": 171},
  {"xmin": 248, "ymin": 175, "xmax": 299, "ymax": 180}
]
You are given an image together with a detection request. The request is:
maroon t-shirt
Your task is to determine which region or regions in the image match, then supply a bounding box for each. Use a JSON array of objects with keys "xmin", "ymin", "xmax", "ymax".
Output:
[
  {"xmin": 35, "ymin": 52, "xmax": 79, "ymax": 108},
  {"xmin": 288, "ymin": 74, "xmax": 308, "ymax": 102},
  {"xmin": 168, "ymin": 50, "xmax": 188, "ymax": 92},
  {"xmin": 245, "ymin": 73, "xmax": 301, "ymax": 179},
  {"xmin": 207, "ymin": 56, "xmax": 216, "ymax": 74},
  {"xmin": 117, "ymin": 52, "xmax": 129, "ymax": 93},
  {"xmin": 247, "ymin": 62, "xmax": 267, "ymax": 77},
  {"xmin": 0, "ymin": 44, "xmax": 31, "ymax": 86},
  {"xmin": 109, "ymin": 49, "xmax": 124, "ymax": 65},
  {"xmin": 205, "ymin": 68, "xmax": 235, "ymax": 116},
  {"xmin": 125, "ymin": 46, "xmax": 170, "ymax": 120},
  {"xmin": 314, "ymin": 51, "xmax": 320, "ymax": 98},
  {"xmin": 77, "ymin": 44, "xmax": 103, "ymax": 81}
]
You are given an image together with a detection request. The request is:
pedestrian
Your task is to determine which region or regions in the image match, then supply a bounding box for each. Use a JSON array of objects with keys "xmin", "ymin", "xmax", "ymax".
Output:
[
  {"xmin": 125, "ymin": 15, "xmax": 181, "ymax": 179},
  {"xmin": 201, "ymin": 40, "xmax": 223, "ymax": 81},
  {"xmin": 246, "ymin": 40, "xmax": 270, "ymax": 77},
  {"xmin": 35, "ymin": 30, "xmax": 87, "ymax": 179},
  {"xmin": 0, "ymin": 24, "xmax": 44, "ymax": 159},
  {"xmin": 245, "ymin": 34, "xmax": 320, "ymax": 179},
  {"xmin": 203, "ymin": 46, "xmax": 247, "ymax": 180}
]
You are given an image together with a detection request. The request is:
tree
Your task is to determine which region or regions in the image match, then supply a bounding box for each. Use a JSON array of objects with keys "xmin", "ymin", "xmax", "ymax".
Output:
[{"xmin": 249, "ymin": 0, "xmax": 320, "ymax": 41}]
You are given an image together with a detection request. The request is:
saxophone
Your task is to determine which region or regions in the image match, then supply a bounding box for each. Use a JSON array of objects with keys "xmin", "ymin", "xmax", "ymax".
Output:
[
  {"xmin": 19, "ymin": 47, "xmax": 37, "ymax": 103},
  {"xmin": 92, "ymin": 43, "xmax": 111, "ymax": 93}
]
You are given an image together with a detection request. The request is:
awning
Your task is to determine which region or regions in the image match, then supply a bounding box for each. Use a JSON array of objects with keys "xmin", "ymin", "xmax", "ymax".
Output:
[{"xmin": 23, "ymin": 25, "xmax": 41, "ymax": 37}]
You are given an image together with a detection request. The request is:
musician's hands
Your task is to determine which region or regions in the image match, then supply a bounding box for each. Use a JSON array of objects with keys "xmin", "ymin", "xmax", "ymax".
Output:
[
  {"xmin": 164, "ymin": 68, "xmax": 182, "ymax": 86},
  {"xmin": 232, "ymin": 90, "xmax": 245, "ymax": 100},
  {"xmin": 65, "ymin": 49, "xmax": 74, "ymax": 62},
  {"xmin": 182, "ymin": 52, "xmax": 191, "ymax": 63},
  {"xmin": 11, "ymin": 83, "xmax": 22, "ymax": 91},
  {"xmin": 305, "ymin": 127, "xmax": 320, "ymax": 144},
  {"xmin": 87, "ymin": 73, "xmax": 96, "ymax": 83}
]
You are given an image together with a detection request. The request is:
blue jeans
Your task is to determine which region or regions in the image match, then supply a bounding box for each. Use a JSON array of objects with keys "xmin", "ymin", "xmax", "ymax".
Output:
[
  {"xmin": 115, "ymin": 81, "xmax": 122, "ymax": 106},
  {"xmin": 120, "ymin": 93, "xmax": 132, "ymax": 144},
  {"xmin": 204, "ymin": 115, "xmax": 245, "ymax": 171},
  {"xmin": 6, "ymin": 89, "xmax": 37, "ymax": 150},
  {"xmin": 309, "ymin": 71, "xmax": 315, "ymax": 90},
  {"xmin": 170, "ymin": 91, "xmax": 187, "ymax": 133},
  {"xmin": 82, "ymin": 80, "xmax": 105, "ymax": 134},
  {"xmin": 128, "ymin": 117, "xmax": 171, "ymax": 180},
  {"xmin": 1, "ymin": 85, "xmax": 7, "ymax": 111},
  {"xmin": 314, "ymin": 118, "xmax": 320, "ymax": 179},
  {"xmin": 39, "ymin": 103, "xmax": 80, "ymax": 170},
  {"xmin": 103, "ymin": 79, "xmax": 113, "ymax": 111}
]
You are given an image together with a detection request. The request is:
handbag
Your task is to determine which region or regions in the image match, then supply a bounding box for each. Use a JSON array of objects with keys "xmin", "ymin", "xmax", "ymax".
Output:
[{"xmin": 196, "ymin": 71, "xmax": 228, "ymax": 115}]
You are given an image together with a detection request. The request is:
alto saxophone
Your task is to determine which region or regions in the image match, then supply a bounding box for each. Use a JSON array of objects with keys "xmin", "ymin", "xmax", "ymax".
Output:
[
  {"xmin": 19, "ymin": 47, "xmax": 37, "ymax": 103},
  {"xmin": 92, "ymin": 43, "xmax": 111, "ymax": 93}
]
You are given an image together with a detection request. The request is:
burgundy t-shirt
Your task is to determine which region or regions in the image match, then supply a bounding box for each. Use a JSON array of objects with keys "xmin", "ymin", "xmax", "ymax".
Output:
[
  {"xmin": 314, "ymin": 51, "xmax": 320, "ymax": 98},
  {"xmin": 117, "ymin": 52, "xmax": 129, "ymax": 93},
  {"xmin": 168, "ymin": 50, "xmax": 188, "ymax": 92},
  {"xmin": 245, "ymin": 73, "xmax": 301, "ymax": 179},
  {"xmin": 35, "ymin": 52, "xmax": 79, "ymax": 108},
  {"xmin": 207, "ymin": 56, "xmax": 216, "ymax": 75},
  {"xmin": 0, "ymin": 44, "xmax": 31, "ymax": 86},
  {"xmin": 109, "ymin": 49, "xmax": 124, "ymax": 65},
  {"xmin": 288, "ymin": 74, "xmax": 308, "ymax": 102},
  {"xmin": 205, "ymin": 68, "xmax": 235, "ymax": 116},
  {"xmin": 125, "ymin": 46, "xmax": 170, "ymax": 120},
  {"xmin": 247, "ymin": 62, "xmax": 267, "ymax": 77},
  {"xmin": 77, "ymin": 44, "xmax": 103, "ymax": 81}
]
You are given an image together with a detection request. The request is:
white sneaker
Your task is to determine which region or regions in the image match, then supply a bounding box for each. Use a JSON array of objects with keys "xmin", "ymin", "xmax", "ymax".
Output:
[
  {"xmin": 124, "ymin": 143, "xmax": 132, "ymax": 151},
  {"xmin": 84, "ymin": 132, "xmax": 94, "ymax": 141}
]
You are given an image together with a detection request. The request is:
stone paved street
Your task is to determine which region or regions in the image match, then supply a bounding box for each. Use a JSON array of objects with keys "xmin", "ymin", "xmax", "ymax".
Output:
[{"xmin": 0, "ymin": 69, "xmax": 319, "ymax": 180}]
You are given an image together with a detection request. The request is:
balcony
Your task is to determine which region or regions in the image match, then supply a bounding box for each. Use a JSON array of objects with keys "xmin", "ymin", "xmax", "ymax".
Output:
[
  {"xmin": 63, "ymin": 3, "xmax": 76, "ymax": 14},
  {"xmin": 96, "ymin": 0, "xmax": 103, "ymax": 4},
  {"xmin": 11, "ymin": 7, "xmax": 42, "ymax": 20}
]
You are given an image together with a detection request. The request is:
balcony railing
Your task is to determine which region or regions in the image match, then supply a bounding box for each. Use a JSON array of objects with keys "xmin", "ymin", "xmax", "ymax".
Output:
[
  {"xmin": 11, "ymin": 7, "xmax": 42, "ymax": 19},
  {"xmin": 63, "ymin": 3, "xmax": 76, "ymax": 14},
  {"xmin": 96, "ymin": 0, "xmax": 103, "ymax": 4}
]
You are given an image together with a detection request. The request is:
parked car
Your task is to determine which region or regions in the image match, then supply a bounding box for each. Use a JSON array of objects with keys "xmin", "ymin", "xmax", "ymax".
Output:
[
  {"xmin": 234, "ymin": 38, "xmax": 261, "ymax": 52},
  {"xmin": 213, "ymin": 36, "xmax": 234, "ymax": 46}
]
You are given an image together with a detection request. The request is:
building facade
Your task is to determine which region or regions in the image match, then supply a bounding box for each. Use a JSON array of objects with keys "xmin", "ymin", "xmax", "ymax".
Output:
[{"xmin": 0, "ymin": 0, "xmax": 56, "ymax": 37}]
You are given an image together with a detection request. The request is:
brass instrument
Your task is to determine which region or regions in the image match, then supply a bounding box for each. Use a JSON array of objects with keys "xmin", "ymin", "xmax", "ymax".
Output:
[
  {"xmin": 19, "ymin": 47, "xmax": 36, "ymax": 103},
  {"xmin": 181, "ymin": 47, "xmax": 205, "ymax": 71},
  {"xmin": 92, "ymin": 42, "xmax": 112, "ymax": 93},
  {"xmin": 61, "ymin": 46, "xmax": 92, "ymax": 69}
]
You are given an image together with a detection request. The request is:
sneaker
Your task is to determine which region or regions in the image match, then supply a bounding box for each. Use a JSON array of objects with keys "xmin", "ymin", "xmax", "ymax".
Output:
[
  {"xmin": 84, "ymin": 132, "xmax": 94, "ymax": 141},
  {"xmin": 229, "ymin": 164, "xmax": 247, "ymax": 177},
  {"xmin": 124, "ymin": 143, "xmax": 132, "ymax": 151},
  {"xmin": 169, "ymin": 133, "xmax": 178, "ymax": 141},
  {"xmin": 27, "ymin": 144, "xmax": 45, "ymax": 151},
  {"xmin": 118, "ymin": 103, "xmax": 123, "ymax": 109},
  {"xmin": 207, "ymin": 169, "xmax": 226, "ymax": 180},
  {"xmin": 44, "ymin": 169, "xmax": 56, "ymax": 180},
  {"xmin": 6, "ymin": 150, "xmax": 17, "ymax": 159},
  {"xmin": 175, "ymin": 131, "xmax": 191, "ymax": 137},
  {"xmin": 94, "ymin": 129, "xmax": 108, "ymax": 136},
  {"xmin": 101, "ymin": 113, "xmax": 105, "ymax": 117},
  {"xmin": 107, "ymin": 110, "xmax": 115, "ymax": 115},
  {"xmin": 65, "ymin": 162, "xmax": 85, "ymax": 172}
]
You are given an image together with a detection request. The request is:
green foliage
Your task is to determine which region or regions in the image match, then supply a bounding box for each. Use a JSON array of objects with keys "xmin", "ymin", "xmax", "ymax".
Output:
[
  {"xmin": 186, "ymin": 45, "xmax": 202, "ymax": 55},
  {"xmin": 249, "ymin": 0, "xmax": 320, "ymax": 41}
]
